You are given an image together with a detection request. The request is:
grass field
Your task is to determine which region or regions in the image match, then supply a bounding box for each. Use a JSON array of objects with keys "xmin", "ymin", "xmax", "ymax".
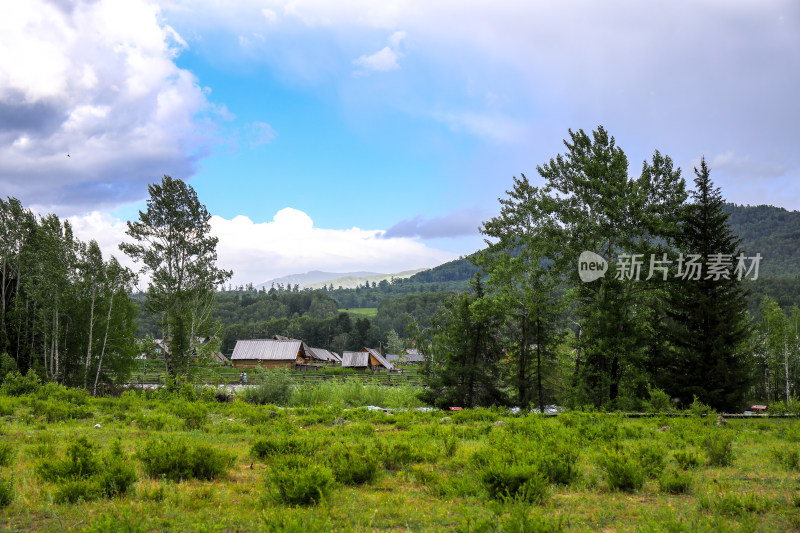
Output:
[
  {"xmin": 340, "ymin": 307, "xmax": 378, "ymax": 318},
  {"xmin": 0, "ymin": 379, "xmax": 799, "ymax": 531}
]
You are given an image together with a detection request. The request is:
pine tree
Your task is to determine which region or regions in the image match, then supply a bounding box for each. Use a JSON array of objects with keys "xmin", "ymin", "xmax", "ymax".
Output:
[{"xmin": 660, "ymin": 158, "xmax": 753, "ymax": 411}]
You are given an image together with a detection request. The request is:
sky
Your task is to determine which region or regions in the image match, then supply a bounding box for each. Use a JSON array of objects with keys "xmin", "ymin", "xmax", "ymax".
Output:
[{"xmin": 2, "ymin": 0, "xmax": 799, "ymax": 288}]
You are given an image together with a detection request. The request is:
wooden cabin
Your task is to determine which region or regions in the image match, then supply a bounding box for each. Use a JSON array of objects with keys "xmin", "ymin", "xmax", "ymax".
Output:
[
  {"xmin": 231, "ymin": 339, "xmax": 309, "ymax": 370},
  {"xmin": 342, "ymin": 348, "xmax": 395, "ymax": 371}
]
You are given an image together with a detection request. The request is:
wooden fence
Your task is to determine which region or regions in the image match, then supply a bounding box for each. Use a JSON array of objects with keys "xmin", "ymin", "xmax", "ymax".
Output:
[{"xmin": 125, "ymin": 370, "xmax": 422, "ymax": 388}]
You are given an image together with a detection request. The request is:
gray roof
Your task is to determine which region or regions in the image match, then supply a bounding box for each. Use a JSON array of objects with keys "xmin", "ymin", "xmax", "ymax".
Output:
[
  {"xmin": 309, "ymin": 347, "xmax": 338, "ymax": 362},
  {"xmin": 364, "ymin": 348, "xmax": 395, "ymax": 370},
  {"xmin": 231, "ymin": 339, "xmax": 302, "ymax": 361},
  {"xmin": 386, "ymin": 354, "xmax": 400, "ymax": 362},
  {"xmin": 329, "ymin": 351, "xmax": 342, "ymax": 363},
  {"xmin": 341, "ymin": 351, "xmax": 369, "ymax": 367}
]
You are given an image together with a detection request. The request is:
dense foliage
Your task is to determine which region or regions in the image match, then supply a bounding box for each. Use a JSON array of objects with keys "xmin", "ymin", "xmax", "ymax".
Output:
[{"xmin": 0, "ymin": 197, "xmax": 138, "ymax": 389}]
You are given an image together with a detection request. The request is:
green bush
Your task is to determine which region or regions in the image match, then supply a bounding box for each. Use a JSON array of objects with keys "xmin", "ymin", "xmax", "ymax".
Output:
[
  {"xmin": 0, "ymin": 369, "xmax": 40, "ymax": 396},
  {"xmin": 0, "ymin": 476, "xmax": 12, "ymax": 507},
  {"xmin": 53, "ymin": 479, "xmax": 98, "ymax": 504},
  {"xmin": 96, "ymin": 441, "xmax": 137, "ymax": 497},
  {"xmin": 37, "ymin": 436, "xmax": 100, "ymax": 482},
  {"xmin": 239, "ymin": 369, "xmax": 293, "ymax": 405},
  {"xmin": 251, "ymin": 436, "xmax": 319, "ymax": 460},
  {"xmin": 137, "ymin": 438, "xmax": 234, "ymax": 481},
  {"xmin": 597, "ymin": 447, "xmax": 646, "ymax": 492},
  {"xmin": 646, "ymin": 387, "xmax": 674, "ymax": 413},
  {"xmin": 326, "ymin": 444, "xmax": 379, "ymax": 485},
  {"xmin": 170, "ymin": 401, "xmax": 208, "ymax": 430},
  {"xmin": 538, "ymin": 447, "xmax": 581, "ymax": 485},
  {"xmin": 705, "ymin": 435, "xmax": 734, "ymax": 467},
  {"xmin": 673, "ymin": 449, "xmax": 702, "ymax": 470},
  {"xmin": 0, "ymin": 442, "xmax": 14, "ymax": 468},
  {"xmin": 636, "ymin": 442, "xmax": 666, "ymax": 478},
  {"xmin": 0, "ymin": 354, "xmax": 18, "ymax": 383},
  {"xmin": 689, "ymin": 396, "xmax": 714, "ymax": 416},
  {"xmin": 658, "ymin": 470, "xmax": 692, "ymax": 494},
  {"xmin": 269, "ymin": 456, "xmax": 336, "ymax": 505},
  {"xmin": 771, "ymin": 445, "xmax": 800, "ymax": 471},
  {"xmin": 31, "ymin": 399, "xmax": 93, "ymax": 422},
  {"xmin": 480, "ymin": 462, "xmax": 549, "ymax": 503}
]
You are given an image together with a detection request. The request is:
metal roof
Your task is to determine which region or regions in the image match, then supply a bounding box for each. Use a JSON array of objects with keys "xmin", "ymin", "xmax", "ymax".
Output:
[
  {"xmin": 364, "ymin": 348, "xmax": 394, "ymax": 370},
  {"xmin": 341, "ymin": 351, "xmax": 369, "ymax": 367},
  {"xmin": 309, "ymin": 347, "xmax": 337, "ymax": 362},
  {"xmin": 329, "ymin": 351, "xmax": 342, "ymax": 363},
  {"xmin": 231, "ymin": 339, "xmax": 302, "ymax": 361}
]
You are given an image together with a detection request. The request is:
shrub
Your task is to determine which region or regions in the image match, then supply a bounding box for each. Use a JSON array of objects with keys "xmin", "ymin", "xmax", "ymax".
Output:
[
  {"xmin": 688, "ymin": 396, "xmax": 714, "ymax": 416},
  {"xmin": 771, "ymin": 445, "xmax": 800, "ymax": 471},
  {"xmin": 96, "ymin": 441, "xmax": 137, "ymax": 497},
  {"xmin": 0, "ymin": 442, "xmax": 14, "ymax": 468},
  {"xmin": 239, "ymin": 369, "xmax": 293, "ymax": 405},
  {"xmin": 646, "ymin": 387, "xmax": 674, "ymax": 413},
  {"xmin": 37, "ymin": 436, "xmax": 100, "ymax": 482},
  {"xmin": 268, "ymin": 456, "xmax": 336, "ymax": 505},
  {"xmin": 0, "ymin": 369, "xmax": 40, "ymax": 396},
  {"xmin": 597, "ymin": 447, "xmax": 646, "ymax": 492},
  {"xmin": 170, "ymin": 401, "xmax": 208, "ymax": 430},
  {"xmin": 53, "ymin": 479, "xmax": 98, "ymax": 504},
  {"xmin": 705, "ymin": 435, "xmax": 734, "ymax": 467},
  {"xmin": 480, "ymin": 462, "xmax": 549, "ymax": 503},
  {"xmin": 326, "ymin": 444, "xmax": 379, "ymax": 485},
  {"xmin": 658, "ymin": 470, "xmax": 692, "ymax": 494},
  {"xmin": 251, "ymin": 436, "xmax": 318, "ymax": 460},
  {"xmin": 31, "ymin": 399, "xmax": 92, "ymax": 422},
  {"xmin": 0, "ymin": 476, "xmax": 12, "ymax": 507},
  {"xmin": 137, "ymin": 438, "xmax": 234, "ymax": 481},
  {"xmin": 0, "ymin": 354, "xmax": 18, "ymax": 383},
  {"xmin": 673, "ymin": 449, "xmax": 702, "ymax": 470},
  {"xmin": 636, "ymin": 442, "xmax": 666, "ymax": 478},
  {"xmin": 538, "ymin": 447, "xmax": 581, "ymax": 485}
]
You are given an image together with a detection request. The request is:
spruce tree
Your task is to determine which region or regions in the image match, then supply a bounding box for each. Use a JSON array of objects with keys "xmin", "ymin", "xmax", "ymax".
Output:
[{"xmin": 660, "ymin": 158, "xmax": 753, "ymax": 411}]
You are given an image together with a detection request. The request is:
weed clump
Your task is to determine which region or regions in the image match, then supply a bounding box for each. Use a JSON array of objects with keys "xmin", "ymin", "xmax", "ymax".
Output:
[
  {"xmin": 137, "ymin": 438, "xmax": 234, "ymax": 481},
  {"xmin": 239, "ymin": 369, "xmax": 293, "ymax": 405},
  {"xmin": 0, "ymin": 369, "xmax": 40, "ymax": 396},
  {"xmin": 0, "ymin": 476, "xmax": 12, "ymax": 507},
  {"xmin": 480, "ymin": 461, "xmax": 549, "ymax": 503},
  {"xmin": 36, "ymin": 437, "xmax": 137, "ymax": 503},
  {"xmin": 597, "ymin": 447, "xmax": 646, "ymax": 492},
  {"xmin": 0, "ymin": 442, "xmax": 14, "ymax": 468},
  {"xmin": 326, "ymin": 444, "xmax": 379, "ymax": 485},
  {"xmin": 705, "ymin": 435, "xmax": 734, "ymax": 467},
  {"xmin": 771, "ymin": 445, "xmax": 800, "ymax": 471},
  {"xmin": 658, "ymin": 470, "xmax": 692, "ymax": 494},
  {"xmin": 673, "ymin": 449, "xmax": 702, "ymax": 470},
  {"xmin": 268, "ymin": 455, "xmax": 335, "ymax": 505}
]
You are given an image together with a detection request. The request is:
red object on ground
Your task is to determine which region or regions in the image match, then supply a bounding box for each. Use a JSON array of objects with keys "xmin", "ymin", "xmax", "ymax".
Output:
[{"xmin": 449, "ymin": 407, "xmax": 463, "ymax": 411}]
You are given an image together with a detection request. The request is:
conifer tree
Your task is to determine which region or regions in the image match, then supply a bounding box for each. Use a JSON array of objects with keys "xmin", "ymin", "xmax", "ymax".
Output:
[{"xmin": 660, "ymin": 159, "xmax": 753, "ymax": 410}]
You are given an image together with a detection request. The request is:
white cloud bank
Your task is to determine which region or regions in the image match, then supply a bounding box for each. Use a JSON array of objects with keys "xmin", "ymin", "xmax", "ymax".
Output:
[
  {"xmin": 68, "ymin": 207, "xmax": 456, "ymax": 288},
  {"xmin": 0, "ymin": 0, "xmax": 214, "ymax": 214}
]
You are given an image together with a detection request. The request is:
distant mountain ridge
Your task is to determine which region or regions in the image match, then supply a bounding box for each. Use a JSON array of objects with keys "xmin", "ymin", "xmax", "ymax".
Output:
[{"xmin": 256, "ymin": 269, "xmax": 427, "ymax": 290}]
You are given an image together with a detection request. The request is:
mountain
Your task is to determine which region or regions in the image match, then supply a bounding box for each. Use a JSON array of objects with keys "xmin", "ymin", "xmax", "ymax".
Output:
[
  {"xmin": 256, "ymin": 269, "xmax": 426, "ymax": 290},
  {"xmin": 303, "ymin": 269, "xmax": 425, "ymax": 290}
]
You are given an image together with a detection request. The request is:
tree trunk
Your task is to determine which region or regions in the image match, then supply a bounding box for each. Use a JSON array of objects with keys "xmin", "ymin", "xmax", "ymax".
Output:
[
  {"xmin": 536, "ymin": 315, "xmax": 543, "ymax": 413},
  {"xmin": 84, "ymin": 288, "xmax": 96, "ymax": 388},
  {"xmin": 93, "ymin": 291, "xmax": 114, "ymax": 396}
]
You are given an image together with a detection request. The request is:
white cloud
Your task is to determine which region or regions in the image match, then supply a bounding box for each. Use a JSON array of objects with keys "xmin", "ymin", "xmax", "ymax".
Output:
[
  {"xmin": 246, "ymin": 121, "xmax": 277, "ymax": 147},
  {"xmin": 0, "ymin": 0, "xmax": 214, "ymax": 214},
  {"xmin": 68, "ymin": 207, "xmax": 456, "ymax": 287},
  {"xmin": 211, "ymin": 208, "xmax": 455, "ymax": 285},
  {"xmin": 354, "ymin": 46, "xmax": 400, "ymax": 72}
]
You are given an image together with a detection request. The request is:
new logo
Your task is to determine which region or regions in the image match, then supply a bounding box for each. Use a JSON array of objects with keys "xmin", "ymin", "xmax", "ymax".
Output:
[{"xmin": 578, "ymin": 251, "xmax": 608, "ymax": 282}]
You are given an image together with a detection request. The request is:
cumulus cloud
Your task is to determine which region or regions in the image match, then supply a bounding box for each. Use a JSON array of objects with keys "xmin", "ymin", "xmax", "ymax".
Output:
[
  {"xmin": 353, "ymin": 30, "xmax": 405, "ymax": 73},
  {"xmin": 0, "ymin": 0, "xmax": 214, "ymax": 215},
  {"xmin": 68, "ymin": 206, "xmax": 456, "ymax": 287},
  {"xmin": 383, "ymin": 208, "xmax": 488, "ymax": 239}
]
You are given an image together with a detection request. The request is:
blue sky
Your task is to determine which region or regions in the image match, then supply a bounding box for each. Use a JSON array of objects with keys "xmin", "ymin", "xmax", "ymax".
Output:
[{"xmin": 2, "ymin": 1, "xmax": 798, "ymax": 286}]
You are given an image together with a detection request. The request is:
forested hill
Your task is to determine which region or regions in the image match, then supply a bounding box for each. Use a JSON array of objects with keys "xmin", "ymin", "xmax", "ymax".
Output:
[{"xmin": 725, "ymin": 203, "xmax": 800, "ymax": 278}]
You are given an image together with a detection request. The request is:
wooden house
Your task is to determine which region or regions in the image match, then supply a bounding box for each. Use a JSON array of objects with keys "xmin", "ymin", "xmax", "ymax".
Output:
[
  {"xmin": 342, "ymin": 348, "xmax": 394, "ymax": 371},
  {"xmin": 231, "ymin": 339, "xmax": 309, "ymax": 370}
]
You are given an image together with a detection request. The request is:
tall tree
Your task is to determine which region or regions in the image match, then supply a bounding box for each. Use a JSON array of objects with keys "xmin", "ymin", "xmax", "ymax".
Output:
[
  {"xmin": 477, "ymin": 176, "xmax": 565, "ymax": 411},
  {"xmin": 537, "ymin": 126, "xmax": 686, "ymax": 407},
  {"xmin": 418, "ymin": 276, "xmax": 506, "ymax": 408},
  {"xmin": 120, "ymin": 176, "xmax": 231, "ymax": 379},
  {"xmin": 660, "ymin": 159, "xmax": 753, "ymax": 411}
]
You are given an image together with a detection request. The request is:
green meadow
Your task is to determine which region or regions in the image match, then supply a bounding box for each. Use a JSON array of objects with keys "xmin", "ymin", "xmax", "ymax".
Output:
[{"xmin": 0, "ymin": 376, "xmax": 799, "ymax": 531}]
